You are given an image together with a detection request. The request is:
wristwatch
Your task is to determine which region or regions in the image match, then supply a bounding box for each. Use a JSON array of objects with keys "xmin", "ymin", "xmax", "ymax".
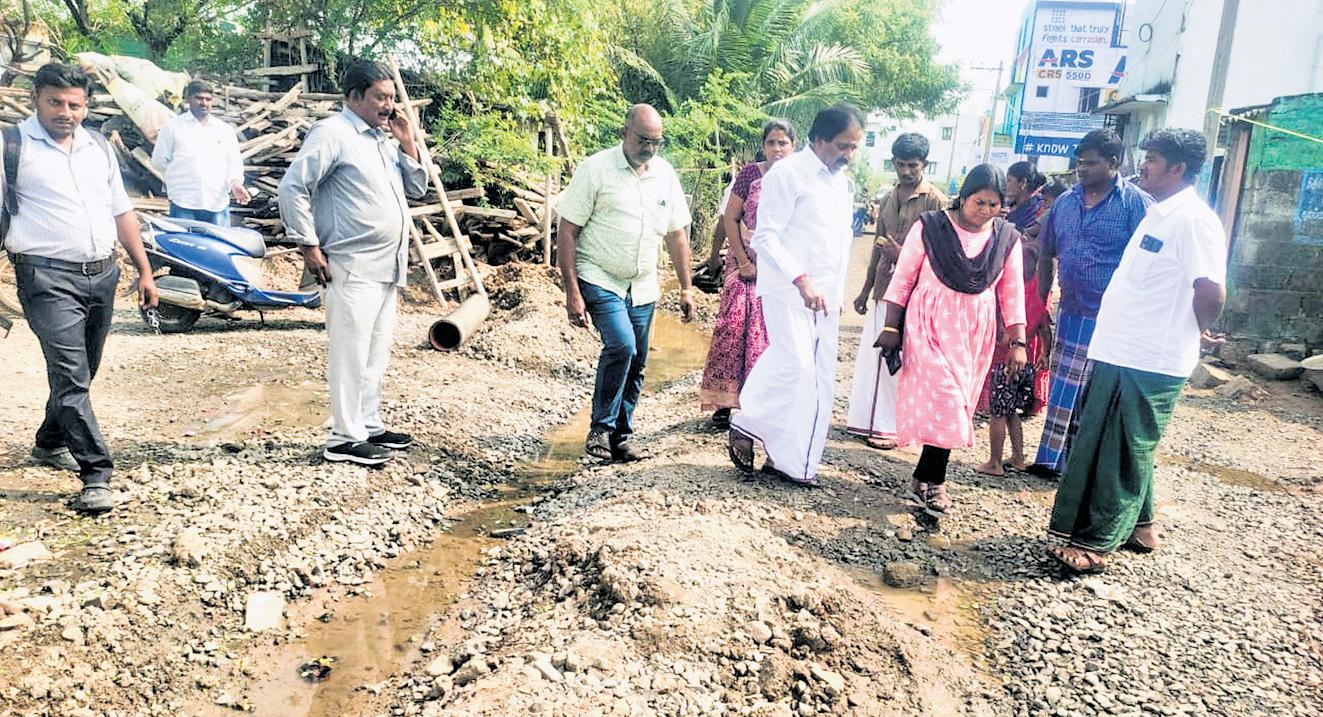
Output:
[{"xmin": 1009, "ymin": 339, "xmax": 1027, "ymax": 348}]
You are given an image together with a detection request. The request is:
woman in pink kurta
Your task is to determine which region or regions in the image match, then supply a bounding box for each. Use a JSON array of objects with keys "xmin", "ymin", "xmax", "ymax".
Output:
[{"xmin": 876, "ymin": 165, "xmax": 1028, "ymax": 516}]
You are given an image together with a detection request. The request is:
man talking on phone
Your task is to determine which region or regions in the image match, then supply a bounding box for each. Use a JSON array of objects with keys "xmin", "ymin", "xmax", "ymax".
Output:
[{"xmin": 278, "ymin": 60, "xmax": 428, "ymax": 466}]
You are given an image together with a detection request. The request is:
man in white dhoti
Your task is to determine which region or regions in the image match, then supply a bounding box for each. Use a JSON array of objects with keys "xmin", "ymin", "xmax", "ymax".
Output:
[
  {"xmin": 727, "ymin": 105, "xmax": 863, "ymax": 486},
  {"xmin": 846, "ymin": 133, "xmax": 947, "ymax": 450}
]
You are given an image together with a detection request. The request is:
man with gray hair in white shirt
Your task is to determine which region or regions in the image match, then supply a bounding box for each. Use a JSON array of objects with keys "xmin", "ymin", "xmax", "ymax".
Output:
[
  {"xmin": 2, "ymin": 62, "xmax": 158, "ymax": 514},
  {"xmin": 727, "ymin": 104, "xmax": 864, "ymax": 486},
  {"xmin": 278, "ymin": 60, "xmax": 428, "ymax": 467}
]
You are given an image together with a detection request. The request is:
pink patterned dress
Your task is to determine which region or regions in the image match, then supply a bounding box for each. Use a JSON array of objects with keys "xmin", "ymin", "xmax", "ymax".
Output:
[
  {"xmin": 699, "ymin": 163, "xmax": 770, "ymax": 411},
  {"xmin": 884, "ymin": 215, "xmax": 1026, "ymax": 449}
]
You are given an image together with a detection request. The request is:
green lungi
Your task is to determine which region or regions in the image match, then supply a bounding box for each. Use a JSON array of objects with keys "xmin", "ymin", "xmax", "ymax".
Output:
[{"xmin": 1048, "ymin": 360, "xmax": 1186, "ymax": 553}]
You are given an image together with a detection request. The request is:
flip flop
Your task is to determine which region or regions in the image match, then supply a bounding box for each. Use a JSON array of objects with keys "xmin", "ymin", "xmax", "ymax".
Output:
[
  {"xmin": 1046, "ymin": 545, "xmax": 1106, "ymax": 574},
  {"xmin": 863, "ymin": 437, "xmax": 897, "ymax": 450}
]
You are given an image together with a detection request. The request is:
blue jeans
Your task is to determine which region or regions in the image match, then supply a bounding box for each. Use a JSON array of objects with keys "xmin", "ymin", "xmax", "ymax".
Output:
[
  {"xmin": 580, "ymin": 281, "xmax": 654, "ymax": 444},
  {"xmin": 169, "ymin": 202, "xmax": 231, "ymax": 226}
]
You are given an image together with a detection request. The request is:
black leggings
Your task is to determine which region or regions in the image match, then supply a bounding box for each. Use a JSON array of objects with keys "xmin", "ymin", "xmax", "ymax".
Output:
[{"xmin": 913, "ymin": 445, "xmax": 951, "ymax": 485}]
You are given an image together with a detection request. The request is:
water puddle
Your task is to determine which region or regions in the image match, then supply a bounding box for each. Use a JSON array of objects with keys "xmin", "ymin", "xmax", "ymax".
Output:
[
  {"xmin": 844, "ymin": 568, "xmax": 986, "ymax": 656},
  {"xmin": 1160, "ymin": 453, "xmax": 1287, "ymax": 493},
  {"xmin": 187, "ymin": 377, "xmax": 325, "ymax": 441},
  {"xmin": 214, "ymin": 312, "xmax": 710, "ymax": 716}
]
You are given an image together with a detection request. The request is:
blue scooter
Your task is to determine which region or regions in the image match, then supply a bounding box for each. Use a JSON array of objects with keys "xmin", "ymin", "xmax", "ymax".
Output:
[{"xmin": 140, "ymin": 214, "xmax": 321, "ymax": 333}]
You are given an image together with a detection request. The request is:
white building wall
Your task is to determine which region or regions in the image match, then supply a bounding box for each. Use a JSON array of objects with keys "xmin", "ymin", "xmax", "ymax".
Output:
[{"xmin": 1122, "ymin": 0, "xmax": 1323, "ymax": 131}]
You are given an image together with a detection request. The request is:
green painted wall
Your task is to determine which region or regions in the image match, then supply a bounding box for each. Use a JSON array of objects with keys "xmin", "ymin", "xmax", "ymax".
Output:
[
  {"xmin": 1249, "ymin": 94, "xmax": 1323, "ymax": 172},
  {"xmin": 1226, "ymin": 93, "xmax": 1323, "ymax": 344}
]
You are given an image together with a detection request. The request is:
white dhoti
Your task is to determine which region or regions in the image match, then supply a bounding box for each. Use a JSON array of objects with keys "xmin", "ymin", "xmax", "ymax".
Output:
[
  {"xmin": 732, "ymin": 296, "xmax": 840, "ymax": 481},
  {"xmin": 324, "ymin": 256, "xmax": 398, "ymax": 447},
  {"xmin": 845, "ymin": 301, "xmax": 898, "ymax": 440}
]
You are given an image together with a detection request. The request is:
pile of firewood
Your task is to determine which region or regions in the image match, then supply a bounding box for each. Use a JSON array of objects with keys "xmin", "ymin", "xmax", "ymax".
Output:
[{"xmin": 0, "ymin": 79, "xmax": 560, "ymax": 269}]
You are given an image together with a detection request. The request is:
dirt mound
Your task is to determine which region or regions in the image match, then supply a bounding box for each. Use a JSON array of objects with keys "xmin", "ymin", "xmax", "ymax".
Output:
[{"xmin": 396, "ymin": 464, "xmax": 1001, "ymax": 717}]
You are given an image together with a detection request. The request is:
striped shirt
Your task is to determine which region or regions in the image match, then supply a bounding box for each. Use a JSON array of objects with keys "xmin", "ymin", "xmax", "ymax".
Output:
[
  {"xmin": 1042, "ymin": 174, "xmax": 1152, "ymax": 317},
  {"xmin": 1, "ymin": 116, "xmax": 132, "ymax": 262}
]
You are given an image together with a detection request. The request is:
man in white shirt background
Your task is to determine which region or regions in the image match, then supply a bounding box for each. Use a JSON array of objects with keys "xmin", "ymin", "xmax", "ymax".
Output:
[
  {"xmin": 727, "ymin": 104, "xmax": 863, "ymax": 486},
  {"xmin": 152, "ymin": 80, "xmax": 250, "ymax": 225},
  {"xmin": 1047, "ymin": 128, "xmax": 1227, "ymax": 574},
  {"xmin": 3, "ymin": 63, "xmax": 158, "ymax": 514}
]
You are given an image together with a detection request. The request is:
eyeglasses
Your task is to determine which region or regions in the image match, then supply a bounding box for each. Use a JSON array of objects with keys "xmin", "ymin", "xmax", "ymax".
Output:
[{"xmin": 631, "ymin": 131, "xmax": 666, "ymax": 148}]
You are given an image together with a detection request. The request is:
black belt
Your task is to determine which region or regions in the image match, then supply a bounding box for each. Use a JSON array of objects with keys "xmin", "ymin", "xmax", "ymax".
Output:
[{"xmin": 8, "ymin": 252, "xmax": 115, "ymax": 276}]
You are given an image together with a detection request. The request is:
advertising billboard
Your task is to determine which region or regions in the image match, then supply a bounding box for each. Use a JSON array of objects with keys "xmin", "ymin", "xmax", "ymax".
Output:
[{"xmin": 1015, "ymin": 1, "xmax": 1127, "ymax": 157}]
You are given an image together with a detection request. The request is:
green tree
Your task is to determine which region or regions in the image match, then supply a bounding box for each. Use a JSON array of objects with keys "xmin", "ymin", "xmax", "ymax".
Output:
[{"xmin": 606, "ymin": 0, "xmax": 960, "ymax": 128}]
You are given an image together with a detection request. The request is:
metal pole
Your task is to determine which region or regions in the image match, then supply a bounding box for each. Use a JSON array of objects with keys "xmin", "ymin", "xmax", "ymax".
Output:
[
  {"xmin": 1202, "ymin": 0, "xmax": 1241, "ymax": 159},
  {"xmin": 945, "ymin": 111, "xmax": 961, "ymax": 185},
  {"xmin": 982, "ymin": 61, "xmax": 1005, "ymax": 164}
]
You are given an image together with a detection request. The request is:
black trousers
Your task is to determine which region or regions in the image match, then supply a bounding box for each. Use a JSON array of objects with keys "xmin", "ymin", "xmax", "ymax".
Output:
[
  {"xmin": 14, "ymin": 258, "xmax": 118, "ymax": 486},
  {"xmin": 913, "ymin": 445, "xmax": 951, "ymax": 485}
]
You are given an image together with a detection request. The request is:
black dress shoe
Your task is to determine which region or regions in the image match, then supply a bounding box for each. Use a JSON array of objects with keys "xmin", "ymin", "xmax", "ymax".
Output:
[{"xmin": 368, "ymin": 429, "xmax": 414, "ymax": 450}]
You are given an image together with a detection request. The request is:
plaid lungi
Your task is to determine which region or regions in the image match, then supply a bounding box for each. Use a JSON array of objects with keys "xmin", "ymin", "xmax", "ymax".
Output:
[{"xmin": 1032, "ymin": 312, "xmax": 1096, "ymax": 472}]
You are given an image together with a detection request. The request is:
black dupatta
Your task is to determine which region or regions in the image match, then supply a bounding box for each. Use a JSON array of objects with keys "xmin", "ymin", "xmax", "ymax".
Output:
[{"xmin": 917, "ymin": 211, "xmax": 1020, "ymax": 295}]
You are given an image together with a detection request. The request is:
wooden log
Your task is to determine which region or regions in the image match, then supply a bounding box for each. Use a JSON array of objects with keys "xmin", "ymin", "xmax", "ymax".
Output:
[
  {"xmin": 444, "ymin": 187, "xmax": 484, "ymax": 201},
  {"xmin": 459, "ymin": 205, "xmax": 518, "ymax": 221},
  {"xmin": 508, "ymin": 186, "xmax": 546, "ymax": 203},
  {"xmin": 244, "ymin": 63, "xmax": 320, "ymax": 77},
  {"xmin": 513, "ymin": 198, "xmax": 541, "ymax": 225},
  {"xmin": 408, "ymin": 222, "xmax": 445, "ymax": 302},
  {"xmin": 130, "ymin": 147, "xmax": 166, "ymax": 184},
  {"xmin": 132, "ymin": 197, "xmax": 170, "ymax": 211}
]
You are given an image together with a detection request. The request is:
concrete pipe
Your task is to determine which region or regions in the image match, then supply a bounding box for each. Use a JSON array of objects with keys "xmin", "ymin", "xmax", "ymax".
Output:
[{"xmin": 429, "ymin": 293, "xmax": 491, "ymax": 351}]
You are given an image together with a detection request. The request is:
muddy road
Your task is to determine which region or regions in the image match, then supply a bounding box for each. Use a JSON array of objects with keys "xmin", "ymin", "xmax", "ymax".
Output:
[{"xmin": 1, "ymin": 255, "xmax": 1321, "ymax": 717}]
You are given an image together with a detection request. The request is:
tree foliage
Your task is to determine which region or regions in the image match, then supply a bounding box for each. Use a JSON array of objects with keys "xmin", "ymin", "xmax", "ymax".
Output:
[
  {"xmin": 605, "ymin": 0, "xmax": 960, "ymax": 129},
  {"xmin": 22, "ymin": 0, "xmax": 961, "ymax": 224}
]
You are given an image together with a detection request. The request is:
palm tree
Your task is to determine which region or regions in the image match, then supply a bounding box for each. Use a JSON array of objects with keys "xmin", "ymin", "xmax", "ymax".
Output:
[{"xmin": 611, "ymin": 0, "xmax": 868, "ymax": 123}]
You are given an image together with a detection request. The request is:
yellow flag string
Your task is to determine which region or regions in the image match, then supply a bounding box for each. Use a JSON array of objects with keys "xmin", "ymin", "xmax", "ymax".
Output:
[{"xmin": 1209, "ymin": 108, "xmax": 1323, "ymax": 146}]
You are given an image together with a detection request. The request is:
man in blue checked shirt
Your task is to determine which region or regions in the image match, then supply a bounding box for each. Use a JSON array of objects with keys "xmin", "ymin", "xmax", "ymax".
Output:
[{"xmin": 1028, "ymin": 129, "xmax": 1152, "ymax": 479}]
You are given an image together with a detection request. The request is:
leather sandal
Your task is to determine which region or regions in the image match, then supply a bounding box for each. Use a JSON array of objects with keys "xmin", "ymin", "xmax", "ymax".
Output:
[
  {"xmin": 727, "ymin": 427, "xmax": 755, "ymax": 473},
  {"xmin": 1047, "ymin": 545, "xmax": 1107, "ymax": 574},
  {"xmin": 1124, "ymin": 525, "xmax": 1161, "ymax": 553}
]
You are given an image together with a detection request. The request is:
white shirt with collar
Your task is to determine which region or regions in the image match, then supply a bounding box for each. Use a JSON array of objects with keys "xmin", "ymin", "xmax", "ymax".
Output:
[
  {"xmin": 152, "ymin": 111, "xmax": 244, "ymax": 213},
  {"xmin": 1088, "ymin": 185, "xmax": 1227, "ymax": 378},
  {"xmin": 1, "ymin": 116, "xmax": 132, "ymax": 262},
  {"xmin": 748, "ymin": 148, "xmax": 854, "ymax": 307}
]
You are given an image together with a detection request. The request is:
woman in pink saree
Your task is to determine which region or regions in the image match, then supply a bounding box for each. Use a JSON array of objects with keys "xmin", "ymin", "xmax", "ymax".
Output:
[{"xmin": 699, "ymin": 120, "xmax": 797, "ymax": 427}]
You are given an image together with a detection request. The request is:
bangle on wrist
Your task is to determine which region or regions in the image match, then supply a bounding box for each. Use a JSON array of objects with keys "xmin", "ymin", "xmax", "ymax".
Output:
[{"xmin": 881, "ymin": 326, "xmax": 900, "ymax": 334}]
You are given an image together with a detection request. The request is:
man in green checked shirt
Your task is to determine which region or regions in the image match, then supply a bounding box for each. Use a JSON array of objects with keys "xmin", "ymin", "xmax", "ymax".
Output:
[{"xmin": 556, "ymin": 104, "xmax": 696, "ymax": 463}]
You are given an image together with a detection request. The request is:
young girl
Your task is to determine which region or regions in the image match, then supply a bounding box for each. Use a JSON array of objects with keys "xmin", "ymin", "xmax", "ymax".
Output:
[{"xmin": 975, "ymin": 229, "xmax": 1053, "ymax": 476}]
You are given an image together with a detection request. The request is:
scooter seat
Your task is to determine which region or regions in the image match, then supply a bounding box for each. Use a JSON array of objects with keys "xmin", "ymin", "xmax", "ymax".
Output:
[{"xmin": 151, "ymin": 216, "xmax": 267, "ymax": 258}]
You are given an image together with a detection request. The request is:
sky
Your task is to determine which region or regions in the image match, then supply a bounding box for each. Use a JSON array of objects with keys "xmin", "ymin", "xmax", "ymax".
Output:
[{"xmin": 933, "ymin": 0, "xmax": 1035, "ymax": 97}]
